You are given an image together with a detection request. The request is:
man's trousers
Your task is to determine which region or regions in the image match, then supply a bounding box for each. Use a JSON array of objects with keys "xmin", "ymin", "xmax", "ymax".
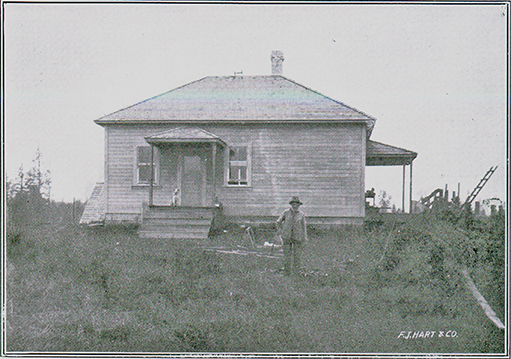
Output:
[{"xmin": 282, "ymin": 241, "xmax": 303, "ymax": 275}]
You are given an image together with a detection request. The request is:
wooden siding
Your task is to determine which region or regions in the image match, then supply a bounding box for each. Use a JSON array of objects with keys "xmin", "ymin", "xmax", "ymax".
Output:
[
  {"xmin": 205, "ymin": 123, "xmax": 366, "ymax": 218},
  {"xmin": 104, "ymin": 123, "xmax": 366, "ymax": 220}
]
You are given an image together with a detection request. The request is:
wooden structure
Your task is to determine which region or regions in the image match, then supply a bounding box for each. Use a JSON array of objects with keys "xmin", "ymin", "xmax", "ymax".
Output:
[
  {"xmin": 86, "ymin": 53, "xmax": 417, "ymax": 238},
  {"xmin": 79, "ymin": 182, "xmax": 105, "ymax": 225},
  {"xmin": 417, "ymin": 166, "xmax": 498, "ymax": 215},
  {"xmin": 462, "ymin": 166, "xmax": 498, "ymax": 209},
  {"xmin": 366, "ymin": 140, "xmax": 417, "ymax": 213}
]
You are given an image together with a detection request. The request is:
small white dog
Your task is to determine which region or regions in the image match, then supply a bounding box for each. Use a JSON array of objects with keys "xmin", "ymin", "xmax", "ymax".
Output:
[{"xmin": 171, "ymin": 188, "xmax": 180, "ymax": 206}]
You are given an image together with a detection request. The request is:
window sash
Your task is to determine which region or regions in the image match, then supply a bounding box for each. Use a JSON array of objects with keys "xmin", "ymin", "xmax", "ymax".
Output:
[
  {"xmin": 136, "ymin": 146, "xmax": 158, "ymax": 185},
  {"xmin": 226, "ymin": 145, "xmax": 250, "ymax": 186},
  {"xmin": 228, "ymin": 165, "xmax": 247, "ymax": 185}
]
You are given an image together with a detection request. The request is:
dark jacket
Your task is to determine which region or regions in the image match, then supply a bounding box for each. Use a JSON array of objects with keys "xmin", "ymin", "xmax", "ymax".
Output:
[{"xmin": 276, "ymin": 209, "xmax": 308, "ymax": 243}]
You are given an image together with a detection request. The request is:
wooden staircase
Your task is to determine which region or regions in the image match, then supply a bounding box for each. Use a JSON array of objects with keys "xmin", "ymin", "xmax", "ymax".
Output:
[
  {"xmin": 79, "ymin": 182, "xmax": 106, "ymax": 225},
  {"xmin": 138, "ymin": 205, "xmax": 214, "ymax": 239}
]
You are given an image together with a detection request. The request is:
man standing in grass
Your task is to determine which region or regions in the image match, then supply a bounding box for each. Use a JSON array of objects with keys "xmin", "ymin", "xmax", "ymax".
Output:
[{"xmin": 276, "ymin": 196, "xmax": 308, "ymax": 275}]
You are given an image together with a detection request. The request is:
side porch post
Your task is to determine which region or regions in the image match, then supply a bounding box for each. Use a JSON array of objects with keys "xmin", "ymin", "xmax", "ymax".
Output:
[
  {"xmin": 409, "ymin": 161, "xmax": 413, "ymax": 214},
  {"xmin": 211, "ymin": 142, "xmax": 217, "ymax": 204},
  {"xmin": 402, "ymin": 164, "xmax": 406, "ymax": 213},
  {"xmin": 149, "ymin": 144, "xmax": 154, "ymax": 206}
]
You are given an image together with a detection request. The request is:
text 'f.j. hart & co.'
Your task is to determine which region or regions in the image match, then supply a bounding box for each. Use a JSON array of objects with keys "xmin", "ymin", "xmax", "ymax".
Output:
[{"xmin": 398, "ymin": 331, "xmax": 458, "ymax": 339}]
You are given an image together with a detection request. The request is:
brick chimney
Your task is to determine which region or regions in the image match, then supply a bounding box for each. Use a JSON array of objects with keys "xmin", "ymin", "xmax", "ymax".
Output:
[{"xmin": 271, "ymin": 51, "xmax": 284, "ymax": 75}]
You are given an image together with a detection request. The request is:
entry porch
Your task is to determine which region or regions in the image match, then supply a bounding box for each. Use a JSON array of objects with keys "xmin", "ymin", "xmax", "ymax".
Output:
[{"xmin": 138, "ymin": 127, "xmax": 226, "ymax": 239}]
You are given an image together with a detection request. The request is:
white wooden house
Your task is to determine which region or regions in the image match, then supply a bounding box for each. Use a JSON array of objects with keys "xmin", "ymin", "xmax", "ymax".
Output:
[{"xmin": 81, "ymin": 52, "xmax": 417, "ymax": 238}]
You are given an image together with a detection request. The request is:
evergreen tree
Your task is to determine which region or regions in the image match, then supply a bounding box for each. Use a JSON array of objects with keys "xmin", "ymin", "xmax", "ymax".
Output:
[{"xmin": 7, "ymin": 148, "xmax": 52, "ymax": 226}]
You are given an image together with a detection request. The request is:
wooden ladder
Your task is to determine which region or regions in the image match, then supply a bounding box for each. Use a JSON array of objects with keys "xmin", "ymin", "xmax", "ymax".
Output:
[{"xmin": 462, "ymin": 166, "xmax": 497, "ymax": 208}]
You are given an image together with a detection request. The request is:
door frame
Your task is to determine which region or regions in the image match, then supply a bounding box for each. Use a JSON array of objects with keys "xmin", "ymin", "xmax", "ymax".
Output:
[{"xmin": 179, "ymin": 150, "xmax": 207, "ymax": 207}]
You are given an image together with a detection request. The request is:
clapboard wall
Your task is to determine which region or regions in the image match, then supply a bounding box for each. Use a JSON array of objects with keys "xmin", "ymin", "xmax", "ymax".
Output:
[{"xmin": 103, "ymin": 122, "xmax": 366, "ymax": 224}]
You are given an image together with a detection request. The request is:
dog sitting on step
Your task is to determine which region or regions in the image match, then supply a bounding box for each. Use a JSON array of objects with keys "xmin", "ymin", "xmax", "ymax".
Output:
[{"xmin": 171, "ymin": 188, "xmax": 181, "ymax": 206}]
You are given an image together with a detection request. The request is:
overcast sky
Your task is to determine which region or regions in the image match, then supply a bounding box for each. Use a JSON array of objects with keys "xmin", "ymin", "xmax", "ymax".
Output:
[{"xmin": 3, "ymin": 3, "xmax": 508, "ymax": 208}]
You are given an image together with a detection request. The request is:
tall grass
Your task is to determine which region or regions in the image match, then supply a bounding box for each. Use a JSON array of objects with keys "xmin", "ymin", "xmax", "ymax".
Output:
[{"xmin": 5, "ymin": 215, "xmax": 505, "ymax": 354}]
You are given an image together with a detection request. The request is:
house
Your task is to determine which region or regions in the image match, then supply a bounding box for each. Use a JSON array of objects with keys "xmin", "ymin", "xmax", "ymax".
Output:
[{"xmin": 82, "ymin": 51, "xmax": 417, "ymax": 238}]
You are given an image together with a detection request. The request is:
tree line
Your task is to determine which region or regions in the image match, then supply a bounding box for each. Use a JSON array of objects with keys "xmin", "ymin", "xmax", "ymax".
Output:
[{"xmin": 6, "ymin": 148, "xmax": 85, "ymax": 229}]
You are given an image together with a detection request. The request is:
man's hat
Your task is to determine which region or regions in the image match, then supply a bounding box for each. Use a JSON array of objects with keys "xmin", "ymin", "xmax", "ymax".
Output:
[{"xmin": 289, "ymin": 196, "xmax": 303, "ymax": 205}]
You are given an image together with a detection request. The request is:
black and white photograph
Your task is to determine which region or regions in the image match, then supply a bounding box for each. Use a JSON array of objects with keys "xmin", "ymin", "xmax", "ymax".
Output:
[{"xmin": 2, "ymin": 2, "xmax": 509, "ymax": 357}]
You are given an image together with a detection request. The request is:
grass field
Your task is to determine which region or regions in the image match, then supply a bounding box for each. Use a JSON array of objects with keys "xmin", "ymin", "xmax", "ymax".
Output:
[{"xmin": 4, "ymin": 214, "xmax": 506, "ymax": 354}]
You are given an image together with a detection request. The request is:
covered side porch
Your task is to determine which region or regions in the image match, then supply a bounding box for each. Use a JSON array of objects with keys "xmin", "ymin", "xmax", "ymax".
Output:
[
  {"xmin": 139, "ymin": 127, "xmax": 226, "ymax": 239},
  {"xmin": 366, "ymin": 140, "xmax": 417, "ymax": 214}
]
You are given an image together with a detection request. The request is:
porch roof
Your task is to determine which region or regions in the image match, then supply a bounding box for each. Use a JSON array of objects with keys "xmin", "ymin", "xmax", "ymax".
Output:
[
  {"xmin": 145, "ymin": 127, "xmax": 227, "ymax": 146},
  {"xmin": 366, "ymin": 140, "xmax": 417, "ymax": 166}
]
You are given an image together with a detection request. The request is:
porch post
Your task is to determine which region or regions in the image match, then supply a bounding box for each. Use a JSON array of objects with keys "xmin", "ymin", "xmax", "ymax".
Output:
[
  {"xmin": 402, "ymin": 164, "xmax": 406, "ymax": 213},
  {"xmin": 149, "ymin": 144, "xmax": 154, "ymax": 207},
  {"xmin": 211, "ymin": 142, "xmax": 217, "ymax": 204},
  {"xmin": 409, "ymin": 161, "xmax": 413, "ymax": 214}
]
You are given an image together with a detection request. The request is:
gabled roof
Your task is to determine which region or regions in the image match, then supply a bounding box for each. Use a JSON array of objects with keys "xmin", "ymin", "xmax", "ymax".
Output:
[
  {"xmin": 95, "ymin": 75, "xmax": 376, "ymax": 135},
  {"xmin": 145, "ymin": 127, "xmax": 226, "ymax": 146},
  {"xmin": 366, "ymin": 140, "xmax": 417, "ymax": 166}
]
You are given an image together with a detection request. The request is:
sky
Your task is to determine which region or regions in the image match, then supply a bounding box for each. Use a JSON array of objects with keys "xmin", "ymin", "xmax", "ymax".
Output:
[{"xmin": 3, "ymin": 3, "xmax": 509, "ymax": 208}]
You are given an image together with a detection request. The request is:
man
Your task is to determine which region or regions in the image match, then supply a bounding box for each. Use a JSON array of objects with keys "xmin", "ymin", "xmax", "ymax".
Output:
[{"xmin": 276, "ymin": 196, "xmax": 308, "ymax": 275}]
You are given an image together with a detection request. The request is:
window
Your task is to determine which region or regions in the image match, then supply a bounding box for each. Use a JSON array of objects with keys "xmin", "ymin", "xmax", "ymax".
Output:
[
  {"xmin": 136, "ymin": 146, "xmax": 158, "ymax": 185},
  {"xmin": 226, "ymin": 146, "xmax": 251, "ymax": 186}
]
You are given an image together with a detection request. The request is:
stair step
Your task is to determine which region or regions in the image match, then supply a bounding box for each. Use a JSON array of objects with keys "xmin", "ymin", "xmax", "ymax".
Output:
[
  {"xmin": 148, "ymin": 206, "xmax": 213, "ymax": 213},
  {"xmin": 144, "ymin": 212, "xmax": 213, "ymax": 220},
  {"xmin": 138, "ymin": 230, "xmax": 210, "ymax": 239},
  {"xmin": 141, "ymin": 218, "xmax": 212, "ymax": 226},
  {"xmin": 140, "ymin": 206, "xmax": 214, "ymax": 239},
  {"xmin": 139, "ymin": 224, "xmax": 210, "ymax": 232},
  {"xmin": 144, "ymin": 208, "xmax": 213, "ymax": 217}
]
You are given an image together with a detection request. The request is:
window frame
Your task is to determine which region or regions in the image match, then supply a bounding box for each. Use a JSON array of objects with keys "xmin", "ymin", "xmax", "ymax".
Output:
[
  {"xmin": 224, "ymin": 144, "xmax": 252, "ymax": 187},
  {"xmin": 134, "ymin": 145, "xmax": 159, "ymax": 186}
]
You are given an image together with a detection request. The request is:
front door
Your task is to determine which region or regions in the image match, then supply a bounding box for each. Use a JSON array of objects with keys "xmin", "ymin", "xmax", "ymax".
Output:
[{"xmin": 181, "ymin": 154, "xmax": 204, "ymax": 206}]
